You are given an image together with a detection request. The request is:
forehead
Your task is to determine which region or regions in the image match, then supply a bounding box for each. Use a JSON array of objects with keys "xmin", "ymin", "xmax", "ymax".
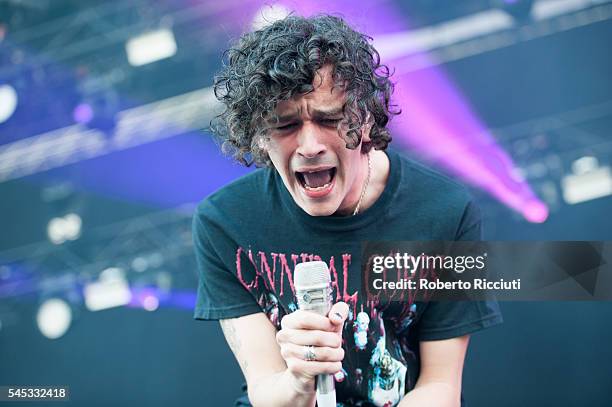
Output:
[{"xmin": 275, "ymin": 66, "xmax": 346, "ymax": 115}]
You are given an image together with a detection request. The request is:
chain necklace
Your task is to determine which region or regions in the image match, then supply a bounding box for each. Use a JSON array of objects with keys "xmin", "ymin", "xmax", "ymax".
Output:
[{"xmin": 352, "ymin": 152, "xmax": 372, "ymax": 216}]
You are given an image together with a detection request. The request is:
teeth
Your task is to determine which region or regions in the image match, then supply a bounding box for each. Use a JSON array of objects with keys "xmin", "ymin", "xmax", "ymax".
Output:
[{"xmin": 304, "ymin": 182, "xmax": 331, "ymax": 191}]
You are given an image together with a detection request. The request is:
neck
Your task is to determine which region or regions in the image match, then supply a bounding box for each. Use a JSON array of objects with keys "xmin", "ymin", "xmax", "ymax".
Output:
[
  {"xmin": 335, "ymin": 149, "xmax": 390, "ymax": 216},
  {"xmin": 358, "ymin": 149, "xmax": 389, "ymax": 213}
]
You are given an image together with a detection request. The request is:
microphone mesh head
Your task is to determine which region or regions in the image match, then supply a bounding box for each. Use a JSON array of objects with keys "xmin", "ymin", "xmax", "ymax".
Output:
[{"xmin": 294, "ymin": 261, "xmax": 330, "ymax": 288}]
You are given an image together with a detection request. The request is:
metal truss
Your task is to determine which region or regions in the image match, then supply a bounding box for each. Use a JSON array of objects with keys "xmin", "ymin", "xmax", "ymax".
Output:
[
  {"xmin": 0, "ymin": 86, "xmax": 220, "ymax": 182},
  {"xmin": 0, "ymin": 204, "xmax": 197, "ymax": 300},
  {"xmin": 377, "ymin": 0, "xmax": 612, "ymax": 73}
]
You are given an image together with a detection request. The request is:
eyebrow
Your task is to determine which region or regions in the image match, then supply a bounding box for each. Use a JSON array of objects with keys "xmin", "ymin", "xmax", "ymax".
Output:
[
  {"xmin": 267, "ymin": 105, "xmax": 345, "ymax": 125},
  {"xmin": 311, "ymin": 106, "xmax": 345, "ymax": 119},
  {"xmin": 272, "ymin": 112, "xmax": 300, "ymax": 123}
]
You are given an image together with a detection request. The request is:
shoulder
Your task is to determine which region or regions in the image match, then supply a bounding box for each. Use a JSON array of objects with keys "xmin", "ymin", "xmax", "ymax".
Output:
[
  {"xmin": 388, "ymin": 149, "xmax": 479, "ymax": 238},
  {"xmin": 392, "ymin": 149, "xmax": 472, "ymax": 206},
  {"xmin": 194, "ymin": 167, "xmax": 274, "ymax": 225}
]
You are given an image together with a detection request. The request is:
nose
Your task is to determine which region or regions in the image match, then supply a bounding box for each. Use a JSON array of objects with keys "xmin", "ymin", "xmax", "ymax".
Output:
[{"xmin": 295, "ymin": 123, "xmax": 326, "ymax": 159}]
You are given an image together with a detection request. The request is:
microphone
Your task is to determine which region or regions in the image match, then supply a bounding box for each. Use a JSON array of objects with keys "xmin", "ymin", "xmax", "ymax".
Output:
[{"xmin": 294, "ymin": 261, "xmax": 336, "ymax": 407}]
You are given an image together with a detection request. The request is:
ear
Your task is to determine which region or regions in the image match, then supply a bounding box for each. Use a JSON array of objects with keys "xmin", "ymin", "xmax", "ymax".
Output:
[{"xmin": 257, "ymin": 136, "xmax": 268, "ymax": 152}]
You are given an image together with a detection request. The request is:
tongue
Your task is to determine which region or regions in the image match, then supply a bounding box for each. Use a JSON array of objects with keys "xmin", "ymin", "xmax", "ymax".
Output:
[{"xmin": 303, "ymin": 170, "xmax": 332, "ymax": 188}]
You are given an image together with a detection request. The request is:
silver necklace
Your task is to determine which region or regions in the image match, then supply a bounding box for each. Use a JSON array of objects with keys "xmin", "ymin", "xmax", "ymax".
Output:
[{"xmin": 352, "ymin": 152, "xmax": 372, "ymax": 216}]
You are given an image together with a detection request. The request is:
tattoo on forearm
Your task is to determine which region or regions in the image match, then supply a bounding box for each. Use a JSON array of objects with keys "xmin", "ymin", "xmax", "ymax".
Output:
[{"xmin": 220, "ymin": 319, "xmax": 249, "ymax": 374}]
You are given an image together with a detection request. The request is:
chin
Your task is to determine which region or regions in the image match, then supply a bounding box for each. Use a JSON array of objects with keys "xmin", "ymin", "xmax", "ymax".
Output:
[{"xmin": 299, "ymin": 202, "xmax": 338, "ymax": 217}]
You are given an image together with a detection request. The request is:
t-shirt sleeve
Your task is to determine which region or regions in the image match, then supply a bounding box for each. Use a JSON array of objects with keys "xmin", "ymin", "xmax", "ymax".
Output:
[
  {"xmin": 192, "ymin": 208, "xmax": 261, "ymax": 321},
  {"xmin": 418, "ymin": 198, "xmax": 503, "ymax": 341},
  {"xmin": 417, "ymin": 300, "xmax": 503, "ymax": 341}
]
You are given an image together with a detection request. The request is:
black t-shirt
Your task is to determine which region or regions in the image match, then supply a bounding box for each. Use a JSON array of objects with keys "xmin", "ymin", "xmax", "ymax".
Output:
[{"xmin": 193, "ymin": 149, "xmax": 502, "ymax": 406}]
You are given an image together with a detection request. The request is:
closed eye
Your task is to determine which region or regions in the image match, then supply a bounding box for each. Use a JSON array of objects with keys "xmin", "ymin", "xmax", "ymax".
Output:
[
  {"xmin": 319, "ymin": 118, "xmax": 341, "ymax": 126},
  {"xmin": 275, "ymin": 122, "xmax": 298, "ymax": 131}
]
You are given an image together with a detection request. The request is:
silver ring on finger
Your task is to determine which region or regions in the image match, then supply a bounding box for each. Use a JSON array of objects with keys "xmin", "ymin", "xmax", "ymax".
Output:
[{"xmin": 304, "ymin": 345, "xmax": 317, "ymax": 362}]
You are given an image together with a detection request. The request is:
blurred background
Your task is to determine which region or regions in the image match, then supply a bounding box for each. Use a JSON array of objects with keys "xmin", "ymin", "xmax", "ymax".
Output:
[{"xmin": 1, "ymin": 0, "xmax": 611, "ymax": 406}]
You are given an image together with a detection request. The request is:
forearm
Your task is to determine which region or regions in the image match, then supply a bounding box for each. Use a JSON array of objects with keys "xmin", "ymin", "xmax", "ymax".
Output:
[
  {"xmin": 248, "ymin": 369, "xmax": 316, "ymax": 407},
  {"xmin": 398, "ymin": 381, "xmax": 460, "ymax": 407}
]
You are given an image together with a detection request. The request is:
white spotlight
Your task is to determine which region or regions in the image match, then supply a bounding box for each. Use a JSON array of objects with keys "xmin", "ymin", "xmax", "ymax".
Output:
[
  {"xmin": 63, "ymin": 213, "xmax": 82, "ymax": 241},
  {"xmin": 252, "ymin": 4, "xmax": 291, "ymax": 30},
  {"xmin": 562, "ymin": 163, "xmax": 612, "ymax": 204},
  {"xmin": 36, "ymin": 298, "xmax": 72, "ymax": 339},
  {"xmin": 47, "ymin": 213, "xmax": 82, "ymax": 244},
  {"xmin": 571, "ymin": 156, "xmax": 598, "ymax": 175},
  {"xmin": 0, "ymin": 84, "xmax": 18, "ymax": 124},
  {"xmin": 84, "ymin": 267, "xmax": 131, "ymax": 311},
  {"xmin": 126, "ymin": 28, "xmax": 177, "ymax": 67},
  {"xmin": 47, "ymin": 217, "xmax": 67, "ymax": 245},
  {"xmin": 142, "ymin": 295, "xmax": 159, "ymax": 312}
]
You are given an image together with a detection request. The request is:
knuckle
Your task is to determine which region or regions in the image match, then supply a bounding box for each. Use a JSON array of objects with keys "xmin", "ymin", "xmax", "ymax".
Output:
[
  {"xmin": 319, "ymin": 334, "xmax": 331, "ymax": 347},
  {"xmin": 300, "ymin": 312, "xmax": 317, "ymax": 327},
  {"xmin": 335, "ymin": 335, "xmax": 343, "ymax": 347},
  {"xmin": 317, "ymin": 347, "xmax": 329, "ymax": 361},
  {"xmin": 324, "ymin": 362, "xmax": 339, "ymax": 374},
  {"xmin": 327, "ymin": 333, "xmax": 341, "ymax": 348}
]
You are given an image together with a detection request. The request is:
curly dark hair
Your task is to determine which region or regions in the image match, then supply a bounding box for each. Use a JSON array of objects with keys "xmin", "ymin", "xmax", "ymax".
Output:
[{"xmin": 211, "ymin": 14, "xmax": 400, "ymax": 167}]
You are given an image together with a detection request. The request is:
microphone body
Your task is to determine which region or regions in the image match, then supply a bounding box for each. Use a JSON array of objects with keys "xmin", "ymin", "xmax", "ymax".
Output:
[{"xmin": 294, "ymin": 261, "xmax": 336, "ymax": 407}]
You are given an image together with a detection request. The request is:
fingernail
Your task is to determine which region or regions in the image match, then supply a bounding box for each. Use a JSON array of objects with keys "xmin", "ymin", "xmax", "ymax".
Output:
[{"xmin": 334, "ymin": 312, "xmax": 343, "ymax": 321}]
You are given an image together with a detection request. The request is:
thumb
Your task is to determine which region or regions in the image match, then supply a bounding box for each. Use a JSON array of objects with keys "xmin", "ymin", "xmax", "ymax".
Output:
[{"xmin": 329, "ymin": 302, "xmax": 349, "ymax": 328}]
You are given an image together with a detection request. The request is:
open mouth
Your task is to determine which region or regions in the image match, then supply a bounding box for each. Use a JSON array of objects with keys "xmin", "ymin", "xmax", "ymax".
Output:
[{"xmin": 295, "ymin": 168, "xmax": 336, "ymax": 196}]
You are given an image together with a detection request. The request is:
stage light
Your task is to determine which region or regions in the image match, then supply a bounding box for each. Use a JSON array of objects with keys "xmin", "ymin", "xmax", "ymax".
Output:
[
  {"xmin": 36, "ymin": 298, "xmax": 72, "ymax": 339},
  {"xmin": 0, "ymin": 84, "xmax": 18, "ymax": 124},
  {"xmin": 84, "ymin": 267, "xmax": 131, "ymax": 311},
  {"xmin": 47, "ymin": 217, "xmax": 65, "ymax": 244},
  {"xmin": 63, "ymin": 213, "xmax": 82, "ymax": 240},
  {"xmin": 47, "ymin": 213, "xmax": 82, "ymax": 245},
  {"xmin": 562, "ymin": 161, "xmax": 612, "ymax": 204},
  {"xmin": 130, "ymin": 288, "xmax": 163, "ymax": 311},
  {"xmin": 571, "ymin": 156, "xmax": 598, "ymax": 175},
  {"xmin": 73, "ymin": 91, "xmax": 118, "ymax": 134},
  {"xmin": 72, "ymin": 103, "xmax": 94, "ymax": 124},
  {"xmin": 252, "ymin": 4, "xmax": 290, "ymax": 30},
  {"xmin": 142, "ymin": 295, "xmax": 159, "ymax": 312},
  {"xmin": 522, "ymin": 200, "xmax": 549, "ymax": 223},
  {"xmin": 126, "ymin": 28, "xmax": 177, "ymax": 67},
  {"xmin": 131, "ymin": 256, "xmax": 148, "ymax": 273}
]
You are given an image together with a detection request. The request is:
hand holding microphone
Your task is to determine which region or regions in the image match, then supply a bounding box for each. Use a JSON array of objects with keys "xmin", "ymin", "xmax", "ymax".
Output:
[{"xmin": 275, "ymin": 261, "xmax": 348, "ymax": 406}]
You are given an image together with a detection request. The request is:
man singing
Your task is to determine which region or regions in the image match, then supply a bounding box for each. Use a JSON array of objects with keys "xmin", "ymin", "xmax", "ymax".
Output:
[{"xmin": 193, "ymin": 14, "xmax": 502, "ymax": 407}]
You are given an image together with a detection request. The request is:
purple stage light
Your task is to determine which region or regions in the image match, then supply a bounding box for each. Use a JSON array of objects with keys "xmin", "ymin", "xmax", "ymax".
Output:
[
  {"xmin": 142, "ymin": 294, "xmax": 159, "ymax": 311},
  {"xmin": 522, "ymin": 200, "xmax": 549, "ymax": 223},
  {"xmin": 73, "ymin": 103, "xmax": 93, "ymax": 124},
  {"xmin": 128, "ymin": 287, "xmax": 197, "ymax": 311},
  {"xmin": 129, "ymin": 287, "xmax": 161, "ymax": 310},
  {"xmin": 387, "ymin": 63, "xmax": 548, "ymax": 222}
]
